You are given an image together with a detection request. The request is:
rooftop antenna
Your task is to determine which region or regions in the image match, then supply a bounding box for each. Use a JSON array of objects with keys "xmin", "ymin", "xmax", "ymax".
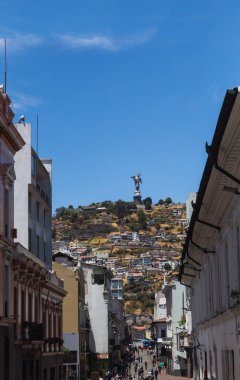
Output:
[
  {"xmin": 4, "ymin": 38, "xmax": 7, "ymax": 94},
  {"xmin": 36, "ymin": 114, "xmax": 39, "ymax": 155}
]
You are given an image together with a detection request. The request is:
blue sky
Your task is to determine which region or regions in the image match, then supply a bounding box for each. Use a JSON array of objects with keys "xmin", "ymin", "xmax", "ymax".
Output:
[{"xmin": 1, "ymin": 0, "xmax": 240, "ymax": 210}]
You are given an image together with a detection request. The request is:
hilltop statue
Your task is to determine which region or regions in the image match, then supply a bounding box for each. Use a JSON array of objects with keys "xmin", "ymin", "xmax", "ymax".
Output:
[
  {"xmin": 131, "ymin": 173, "xmax": 142, "ymax": 192},
  {"xmin": 131, "ymin": 173, "xmax": 142, "ymax": 204}
]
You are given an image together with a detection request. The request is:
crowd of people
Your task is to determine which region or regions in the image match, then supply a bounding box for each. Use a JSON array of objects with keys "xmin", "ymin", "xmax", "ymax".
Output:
[{"xmin": 100, "ymin": 344, "xmax": 165, "ymax": 380}]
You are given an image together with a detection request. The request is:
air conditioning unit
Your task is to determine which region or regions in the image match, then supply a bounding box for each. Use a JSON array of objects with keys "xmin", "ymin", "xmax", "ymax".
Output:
[{"xmin": 11, "ymin": 229, "xmax": 17, "ymax": 239}]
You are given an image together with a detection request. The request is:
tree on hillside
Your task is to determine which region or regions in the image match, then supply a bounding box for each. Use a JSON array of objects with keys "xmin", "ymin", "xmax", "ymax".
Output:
[
  {"xmin": 165, "ymin": 197, "xmax": 172, "ymax": 205},
  {"xmin": 101, "ymin": 200, "xmax": 113, "ymax": 207},
  {"xmin": 55, "ymin": 207, "xmax": 67, "ymax": 218},
  {"xmin": 158, "ymin": 199, "xmax": 164, "ymax": 205},
  {"xmin": 137, "ymin": 209, "xmax": 147, "ymax": 230},
  {"xmin": 106, "ymin": 200, "xmax": 136, "ymax": 219},
  {"xmin": 114, "ymin": 200, "xmax": 128, "ymax": 219},
  {"xmin": 143, "ymin": 197, "xmax": 152, "ymax": 210}
]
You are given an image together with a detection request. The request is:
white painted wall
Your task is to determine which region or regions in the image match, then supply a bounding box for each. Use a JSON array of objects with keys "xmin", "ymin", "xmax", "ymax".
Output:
[
  {"xmin": 154, "ymin": 291, "xmax": 167, "ymax": 321},
  {"xmin": 191, "ymin": 204, "xmax": 240, "ymax": 379},
  {"xmin": 186, "ymin": 192, "xmax": 197, "ymax": 224},
  {"xmin": 14, "ymin": 123, "xmax": 31, "ymax": 249},
  {"xmin": 84, "ymin": 268, "xmax": 109, "ymax": 354},
  {"xmin": 14, "ymin": 123, "xmax": 52, "ymax": 269}
]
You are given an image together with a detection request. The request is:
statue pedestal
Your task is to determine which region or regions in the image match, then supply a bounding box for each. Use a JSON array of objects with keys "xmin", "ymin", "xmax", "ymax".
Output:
[{"xmin": 133, "ymin": 191, "xmax": 142, "ymax": 205}]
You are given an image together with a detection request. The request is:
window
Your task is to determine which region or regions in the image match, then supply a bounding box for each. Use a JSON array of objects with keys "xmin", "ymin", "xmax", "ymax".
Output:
[
  {"xmin": 4, "ymin": 265, "xmax": 9, "ymax": 317},
  {"xmin": 93, "ymin": 274, "xmax": 104, "ymax": 285},
  {"xmin": 36, "ymin": 360, "xmax": 40, "ymax": 380},
  {"xmin": 237, "ymin": 227, "xmax": 240, "ymax": 289},
  {"xmin": 111, "ymin": 280, "xmax": 119, "ymax": 289},
  {"xmin": 50, "ymin": 367, "xmax": 55, "ymax": 380},
  {"xmin": 4, "ymin": 188, "xmax": 9, "ymax": 238},
  {"xmin": 31, "ymin": 154, "xmax": 36, "ymax": 177},
  {"xmin": 4, "ymin": 337, "xmax": 9, "ymax": 380},
  {"xmin": 28, "ymin": 293, "xmax": 32, "ymax": 322},
  {"xmin": 36, "ymin": 201, "xmax": 40, "ymax": 221},
  {"xmin": 21, "ymin": 289, "xmax": 26, "ymax": 321},
  {"xmin": 37, "ymin": 236, "xmax": 40, "ymax": 257},
  {"xmin": 14, "ymin": 287, "xmax": 17, "ymax": 337},
  {"xmin": 225, "ymin": 241, "xmax": 230, "ymax": 309},
  {"xmin": 35, "ymin": 295, "xmax": 38, "ymax": 322},
  {"xmin": 28, "ymin": 192, "xmax": 32, "ymax": 214},
  {"xmin": 44, "ymin": 209, "xmax": 46, "ymax": 227},
  {"xmin": 112, "ymin": 290, "xmax": 118, "ymax": 298},
  {"xmin": 161, "ymin": 329, "xmax": 166, "ymax": 338},
  {"xmin": 30, "ymin": 361, "xmax": 34, "ymax": 379},
  {"xmin": 222, "ymin": 350, "xmax": 235, "ymax": 380},
  {"xmin": 28, "ymin": 228, "xmax": 32, "ymax": 251},
  {"xmin": 44, "ymin": 242, "xmax": 46, "ymax": 262}
]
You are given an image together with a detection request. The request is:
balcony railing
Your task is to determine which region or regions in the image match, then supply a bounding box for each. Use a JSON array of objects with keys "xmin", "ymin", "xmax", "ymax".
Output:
[
  {"xmin": 161, "ymin": 337, "xmax": 172, "ymax": 345},
  {"xmin": 43, "ymin": 337, "xmax": 64, "ymax": 353}
]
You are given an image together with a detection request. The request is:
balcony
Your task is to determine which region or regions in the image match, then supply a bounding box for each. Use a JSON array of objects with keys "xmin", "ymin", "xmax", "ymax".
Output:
[
  {"xmin": 22, "ymin": 321, "xmax": 43, "ymax": 341},
  {"xmin": 161, "ymin": 337, "xmax": 172, "ymax": 346},
  {"xmin": 43, "ymin": 337, "xmax": 64, "ymax": 353},
  {"xmin": 179, "ymin": 334, "xmax": 193, "ymax": 348}
]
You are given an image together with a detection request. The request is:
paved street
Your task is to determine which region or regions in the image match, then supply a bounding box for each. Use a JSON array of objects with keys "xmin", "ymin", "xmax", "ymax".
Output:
[
  {"xmin": 129, "ymin": 345, "xmax": 193, "ymax": 380},
  {"xmin": 159, "ymin": 373, "xmax": 192, "ymax": 380}
]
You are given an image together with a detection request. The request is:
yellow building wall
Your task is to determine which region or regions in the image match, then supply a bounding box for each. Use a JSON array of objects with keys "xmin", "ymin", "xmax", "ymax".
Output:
[{"xmin": 53, "ymin": 262, "xmax": 78, "ymax": 332}]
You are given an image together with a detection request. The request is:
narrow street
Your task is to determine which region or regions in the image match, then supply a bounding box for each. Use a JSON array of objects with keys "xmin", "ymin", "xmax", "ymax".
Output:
[{"xmin": 129, "ymin": 345, "xmax": 193, "ymax": 380}]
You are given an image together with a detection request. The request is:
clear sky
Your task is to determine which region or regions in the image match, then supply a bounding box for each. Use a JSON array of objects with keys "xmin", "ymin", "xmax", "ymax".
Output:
[{"xmin": 1, "ymin": 0, "xmax": 240, "ymax": 210}]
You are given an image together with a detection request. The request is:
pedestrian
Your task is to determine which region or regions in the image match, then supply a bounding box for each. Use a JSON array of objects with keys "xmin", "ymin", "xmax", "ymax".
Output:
[{"xmin": 154, "ymin": 369, "xmax": 158, "ymax": 379}]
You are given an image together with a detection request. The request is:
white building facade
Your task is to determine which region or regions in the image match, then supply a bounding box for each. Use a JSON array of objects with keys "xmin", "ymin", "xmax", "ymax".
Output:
[
  {"xmin": 180, "ymin": 87, "xmax": 240, "ymax": 380},
  {"xmin": 82, "ymin": 264, "xmax": 125, "ymax": 373},
  {"xmin": 186, "ymin": 193, "xmax": 197, "ymax": 225},
  {"xmin": 163, "ymin": 280, "xmax": 188, "ymax": 376},
  {"xmin": 14, "ymin": 122, "xmax": 52, "ymax": 269},
  {"xmin": 153, "ymin": 291, "xmax": 167, "ymax": 358},
  {"xmin": 12, "ymin": 120, "xmax": 66, "ymax": 380}
]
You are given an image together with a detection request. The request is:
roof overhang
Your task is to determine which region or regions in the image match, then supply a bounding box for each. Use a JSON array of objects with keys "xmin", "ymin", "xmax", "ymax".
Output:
[{"xmin": 179, "ymin": 87, "xmax": 240, "ymax": 287}]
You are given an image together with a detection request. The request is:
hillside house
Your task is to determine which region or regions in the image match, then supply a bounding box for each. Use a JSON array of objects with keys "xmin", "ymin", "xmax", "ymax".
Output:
[{"xmin": 126, "ymin": 272, "xmax": 144, "ymax": 283}]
